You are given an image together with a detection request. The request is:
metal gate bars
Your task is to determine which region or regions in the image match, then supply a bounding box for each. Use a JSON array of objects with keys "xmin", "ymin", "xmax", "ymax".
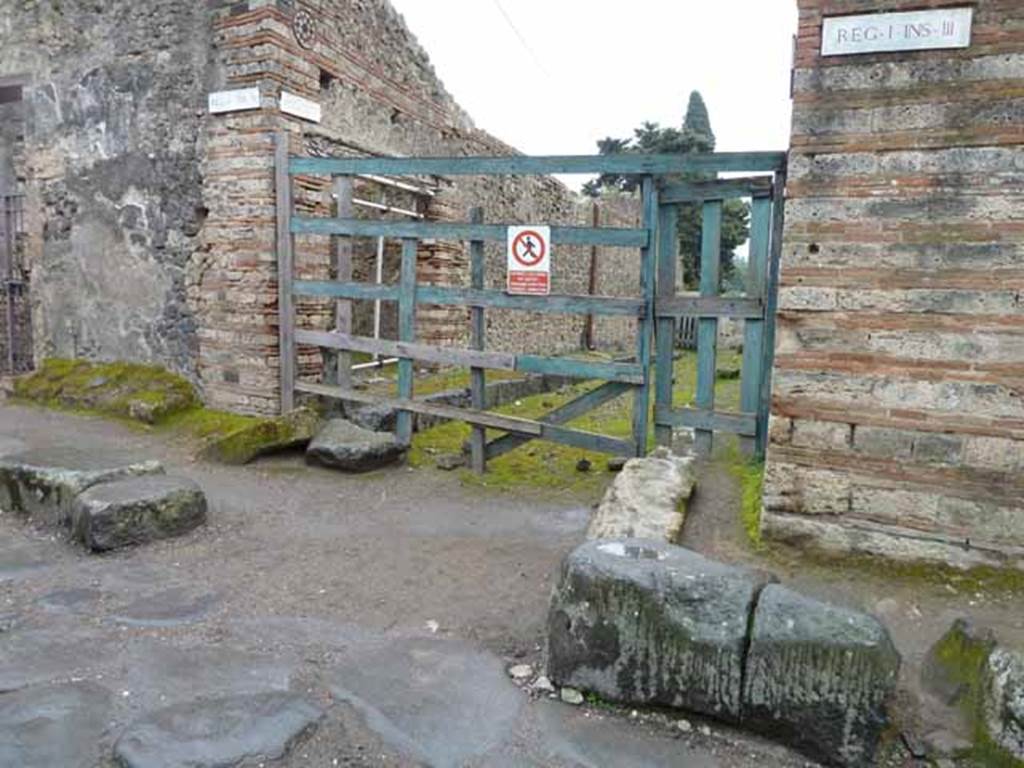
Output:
[{"xmin": 275, "ymin": 132, "xmax": 786, "ymax": 470}]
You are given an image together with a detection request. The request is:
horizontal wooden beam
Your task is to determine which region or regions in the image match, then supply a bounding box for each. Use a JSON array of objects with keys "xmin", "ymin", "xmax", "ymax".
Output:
[
  {"xmin": 292, "ymin": 281, "xmax": 645, "ymax": 317},
  {"xmin": 290, "ymin": 153, "xmax": 788, "ymax": 177},
  {"xmin": 486, "ymin": 381, "xmax": 633, "ymax": 460},
  {"xmin": 295, "ymin": 381, "xmax": 544, "ymax": 435},
  {"xmin": 293, "ymin": 281, "xmax": 398, "ymax": 301},
  {"xmin": 418, "ymin": 286, "xmax": 644, "ymax": 317},
  {"xmin": 537, "ymin": 424, "xmax": 636, "ymax": 456},
  {"xmin": 516, "ymin": 355, "xmax": 643, "ymax": 384},
  {"xmin": 654, "ymin": 406, "xmax": 758, "ymax": 437},
  {"xmin": 295, "ymin": 330, "xmax": 644, "ymax": 384},
  {"xmin": 292, "ymin": 217, "xmax": 649, "ymax": 248},
  {"xmin": 660, "ymin": 176, "xmax": 774, "ymax": 204},
  {"xmin": 295, "ymin": 330, "xmax": 517, "ymax": 370},
  {"xmin": 656, "ymin": 296, "xmax": 763, "ymax": 319}
]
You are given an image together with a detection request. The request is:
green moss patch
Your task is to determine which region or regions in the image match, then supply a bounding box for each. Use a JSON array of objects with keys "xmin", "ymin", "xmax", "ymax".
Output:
[
  {"xmin": 12, "ymin": 358, "xmax": 198, "ymax": 425},
  {"xmin": 196, "ymin": 407, "xmax": 320, "ymax": 465},
  {"xmin": 728, "ymin": 455, "xmax": 765, "ymax": 550},
  {"xmin": 408, "ymin": 351, "xmax": 743, "ymax": 499}
]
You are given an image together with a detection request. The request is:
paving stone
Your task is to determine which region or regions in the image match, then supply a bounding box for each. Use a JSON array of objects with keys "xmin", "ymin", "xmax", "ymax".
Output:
[
  {"xmin": 327, "ymin": 635, "xmax": 523, "ymax": 767},
  {"xmin": 109, "ymin": 587, "xmax": 219, "ymax": 628},
  {"xmin": 0, "ymin": 681, "xmax": 113, "ymax": 768},
  {"xmin": 306, "ymin": 418, "xmax": 406, "ymax": 472},
  {"xmin": 742, "ymin": 585, "xmax": 901, "ymax": 767},
  {"xmin": 71, "ymin": 475, "xmax": 207, "ymax": 552},
  {"xmin": 547, "ymin": 539, "xmax": 771, "ymax": 721},
  {"xmin": 587, "ymin": 448, "xmax": 696, "ymax": 543},
  {"xmin": 0, "ymin": 448, "xmax": 164, "ymax": 526},
  {"xmin": 114, "ymin": 692, "xmax": 323, "ymax": 768}
]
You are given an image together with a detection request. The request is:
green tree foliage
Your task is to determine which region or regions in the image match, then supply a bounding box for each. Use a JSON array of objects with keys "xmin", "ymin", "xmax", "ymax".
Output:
[{"xmin": 583, "ymin": 91, "xmax": 750, "ymax": 289}]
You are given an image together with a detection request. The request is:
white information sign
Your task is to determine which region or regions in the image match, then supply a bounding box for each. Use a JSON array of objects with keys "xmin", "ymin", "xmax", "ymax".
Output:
[
  {"xmin": 280, "ymin": 91, "xmax": 322, "ymax": 124},
  {"xmin": 507, "ymin": 226, "xmax": 551, "ymax": 296},
  {"xmin": 822, "ymin": 7, "xmax": 973, "ymax": 56},
  {"xmin": 208, "ymin": 87, "xmax": 261, "ymax": 115}
]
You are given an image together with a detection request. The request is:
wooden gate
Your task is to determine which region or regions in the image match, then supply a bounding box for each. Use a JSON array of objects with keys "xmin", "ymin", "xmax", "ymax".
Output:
[
  {"xmin": 654, "ymin": 174, "xmax": 787, "ymax": 458},
  {"xmin": 275, "ymin": 134, "xmax": 785, "ymax": 470}
]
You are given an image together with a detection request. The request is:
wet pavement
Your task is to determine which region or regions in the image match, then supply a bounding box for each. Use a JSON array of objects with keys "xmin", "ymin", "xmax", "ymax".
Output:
[{"xmin": 0, "ymin": 404, "xmax": 813, "ymax": 767}]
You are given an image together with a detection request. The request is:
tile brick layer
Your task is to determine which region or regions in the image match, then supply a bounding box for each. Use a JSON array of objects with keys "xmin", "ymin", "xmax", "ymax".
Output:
[{"xmin": 764, "ymin": 0, "xmax": 1024, "ymax": 569}]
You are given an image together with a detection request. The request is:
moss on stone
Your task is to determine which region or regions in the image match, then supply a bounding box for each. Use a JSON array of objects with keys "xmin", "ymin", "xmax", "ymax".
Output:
[
  {"xmin": 728, "ymin": 456, "xmax": 765, "ymax": 550},
  {"xmin": 925, "ymin": 620, "xmax": 1024, "ymax": 767},
  {"xmin": 12, "ymin": 358, "xmax": 198, "ymax": 424},
  {"xmin": 198, "ymin": 407, "xmax": 320, "ymax": 465}
]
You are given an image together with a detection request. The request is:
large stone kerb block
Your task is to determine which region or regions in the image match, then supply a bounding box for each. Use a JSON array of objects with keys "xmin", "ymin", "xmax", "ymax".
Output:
[{"xmin": 547, "ymin": 538, "xmax": 772, "ymax": 721}]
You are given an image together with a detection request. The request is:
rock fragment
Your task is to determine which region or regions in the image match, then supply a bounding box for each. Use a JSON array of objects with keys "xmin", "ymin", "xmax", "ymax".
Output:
[{"xmin": 306, "ymin": 418, "xmax": 405, "ymax": 472}]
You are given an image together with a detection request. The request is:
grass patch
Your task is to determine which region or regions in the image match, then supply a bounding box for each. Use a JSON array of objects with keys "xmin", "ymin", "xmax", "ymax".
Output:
[
  {"xmin": 409, "ymin": 350, "xmax": 743, "ymax": 499},
  {"xmin": 728, "ymin": 454, "xmax": 765, "ymax": 550}
]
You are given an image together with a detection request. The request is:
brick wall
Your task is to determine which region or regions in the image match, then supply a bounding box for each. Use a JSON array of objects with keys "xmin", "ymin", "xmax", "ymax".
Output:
[{"xmin": 763, "ymin": 0, "xmax": 1024, "ymax": 569}]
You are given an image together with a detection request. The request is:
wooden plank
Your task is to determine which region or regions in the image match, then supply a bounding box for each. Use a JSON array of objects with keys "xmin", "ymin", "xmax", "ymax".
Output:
[
  {"xmin": 468, "ymin": 207, "xmax": 486, "ymax": 474},
  {"xmin": 332, "ymin": 175, "xmax": 353, "ymax": 390},
  {"xmin": 656, "ymin": 296, "xmax": 763, "ymax": 319},
  {"xmin": 654, "ymin": 203, "xmax": 677, "ymax": 448},
  {"xmin": 293, "ymin": 280, "xmax": 398, "ymax": 301},
  {"xmin": 274, "ymin": 132, "xmax": 295, "ymax": 414},
  {"xmin": 485, "ymin": 380, "xmax": 634, "ymax": 460},
  {"xmin": 293, "ymin": 281, "xmax": 641, "ymax": 316},
  {"xmin": 515, "ymin": 356, "xmax": 643, "ymax": 385},
  {"xmin": 417, "ymin": 286, "xmax": 643, "ymax": 317},
  {"xmin": 294, "ymin": 330, "xmax": 517, "ymax": 370},
  {"xmin": 739, "ymin": 195, "xmax": 772, "ymax": 456},
  {"xmin": 655, "ymin": 406, "xmax": 758, "ymax": 437},
  {"xmin": 631, "ymin": 177, "xmax": 658, "ymax": 457},
  {"xmin": 538, "ymin": 424, "xmax": 636, "ymax": 457},
  {"xmin": 694, "ymin": 200, "xmax": 722, "ymax": 456},
  {"xmin": 396, "ymin": 237, "xmax": 417, "ymax": 444},
  {"xmin": 292, "ymin": 217, "xmax": 648, "ymax": 248},
  {"xmin": 757, "ymin": 171, "xmax": 787, "ymax": 457},
  {"xmin": 295, "ymin": 381, "xmax": 545, "ymax": 435},
  {"xmin": 290, "ymin": 152, "xmax": 788, "ymax": 177},
  {"xmin": 660, "ymin": 176, "xmax": 774, "ymax": 204}
]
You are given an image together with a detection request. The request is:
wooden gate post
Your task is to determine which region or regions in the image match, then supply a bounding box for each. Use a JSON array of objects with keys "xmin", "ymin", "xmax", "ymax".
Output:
[
  {"xmin": 468, "ymin": 207, "xmax": 487, "ymax": 473},
  {"xmin": 739, "ymin": 193, "xmax": 772, "ymax": 456},
  {"xmin": 274, "ymin": 131, "xmax": 295, "ymax": 414},
  {"xmin": 631, "ymin": 177, "xmax": 658, "ymax": 457},
  {"xmin": 654, "ymin": 202, "xmax": 678, "ymax": 448},
  {"xmin": 396, "ymin": 237, "xmax": 418, "ymax": 444},
  {"xmin": 694, "ymin": 200, "xmax": 723, "ymax": 456},
  {"xmin": 331, "ymin": 175, "xmax": 354, "ymax": 390}
]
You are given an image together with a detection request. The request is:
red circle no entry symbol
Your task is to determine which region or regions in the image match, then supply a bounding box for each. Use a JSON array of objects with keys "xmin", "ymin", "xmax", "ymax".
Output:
[{"xmin": 511, "ymin": 230, "xmax": 547, "ymax": 267}]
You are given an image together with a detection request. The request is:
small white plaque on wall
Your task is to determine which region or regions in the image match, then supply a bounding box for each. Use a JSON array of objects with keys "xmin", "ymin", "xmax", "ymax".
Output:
[
  {"xmin": 822, "ymin": 7, "xmax": 973, "ymax": 56},
  {"xmin": 280, "ymin": 91, "xmax": 322, "ymax": 124},
  {"xmin": 208, "ymin": 87, "xmax": 261, "ymax": 114}
]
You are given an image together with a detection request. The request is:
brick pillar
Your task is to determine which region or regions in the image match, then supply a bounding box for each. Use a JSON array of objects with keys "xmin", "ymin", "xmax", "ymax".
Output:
[{"xmin": 763, "ymin": 0, "xmax": 1024, "ymax": 569}]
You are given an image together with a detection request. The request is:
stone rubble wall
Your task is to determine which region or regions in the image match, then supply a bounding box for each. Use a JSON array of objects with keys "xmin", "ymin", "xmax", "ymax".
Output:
[
  {"xmin": 764, "ymin": 0, "xmax": 1024, "ymax": 568},
  {"xmin": 0, "ymin": 0, "xmax": 214, "ymax": 380}
]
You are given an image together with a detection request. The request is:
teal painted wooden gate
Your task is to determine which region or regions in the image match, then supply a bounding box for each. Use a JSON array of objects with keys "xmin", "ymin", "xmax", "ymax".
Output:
[{"xmin": 275, "ymin": 133, "xmax": 785, "ymax": 470}]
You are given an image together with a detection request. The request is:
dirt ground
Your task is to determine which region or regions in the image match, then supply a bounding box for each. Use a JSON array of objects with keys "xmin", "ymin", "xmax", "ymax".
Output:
[{"xmin": 1, "ymin": 402, "xmax": 1021, "ymax": 766}]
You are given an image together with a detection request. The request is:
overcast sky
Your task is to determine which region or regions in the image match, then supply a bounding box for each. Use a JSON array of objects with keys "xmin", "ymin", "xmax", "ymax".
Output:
[{"xmin": 389, "ymin": 0, "xmax": 798, "ymax": 177}]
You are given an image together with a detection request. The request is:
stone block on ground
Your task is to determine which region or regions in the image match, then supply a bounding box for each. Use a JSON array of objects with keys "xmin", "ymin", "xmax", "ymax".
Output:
[
  {"xmin": 0, "ymin": 449, "xmax": 164, "ymax": 526},
  {"xmin": 200, "ymin": 407, "xmax": 319, "ymax": 465},
  {"xmin": 983, "ymin": 648, "xmax": 1024, "ymax": 761},
  {"xmin": 71, "ymin": 475, "xmax": 207, "ymax": 552},
  {"xmin": 113, "ymin": 692, "xmax": 323, "ymax": 768},
  {"xmin": 587, "ymin": 447, "xmax": 695, "ymax": 543},
  {"xmin": 741, "ymin": 585, "xmax": 901, "ymax": 767},
  {"xmin": 306, "ymin": 418, "xmax": 405, "ymax": 472},
  {"xmin": 547, "ymin": 538, "xmax": 771, "ymax": 721}
]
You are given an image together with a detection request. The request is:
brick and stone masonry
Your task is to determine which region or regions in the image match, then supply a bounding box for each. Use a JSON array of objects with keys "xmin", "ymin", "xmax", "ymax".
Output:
[
  {"xmin": 763, "ymin": 0, "xmax": 1024, "ymax": 569},
  {"xmin": 0, "ymin": 0, "xmax": 640, "ymax": 415}
]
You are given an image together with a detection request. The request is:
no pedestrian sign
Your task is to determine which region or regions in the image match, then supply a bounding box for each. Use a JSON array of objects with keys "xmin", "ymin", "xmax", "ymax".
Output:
[{"xmin": 507, "ymin": 226, "xmax": 551, "ymax": 296}]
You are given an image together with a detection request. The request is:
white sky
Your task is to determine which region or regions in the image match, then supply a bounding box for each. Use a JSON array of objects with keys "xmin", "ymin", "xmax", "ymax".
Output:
[{"xmin": 389, "ymin": 0, "xmax": 798, "ymax": 173}]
